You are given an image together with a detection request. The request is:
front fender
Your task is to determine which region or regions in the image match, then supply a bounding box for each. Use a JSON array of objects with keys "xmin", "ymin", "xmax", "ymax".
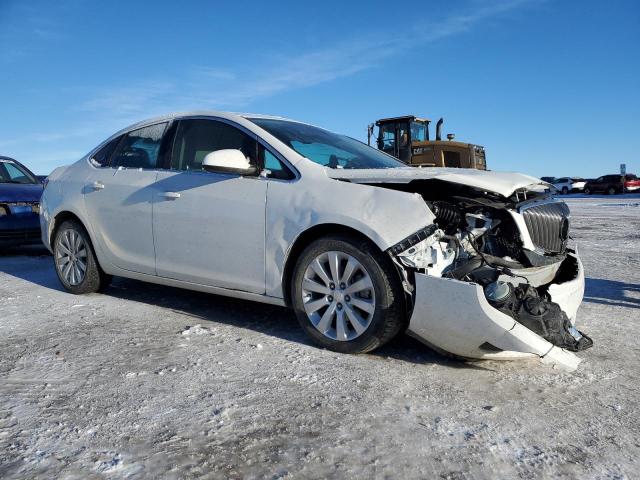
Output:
[{"xmin": 264, "ymin": 171, "xmax": 435, "ymax": 299}]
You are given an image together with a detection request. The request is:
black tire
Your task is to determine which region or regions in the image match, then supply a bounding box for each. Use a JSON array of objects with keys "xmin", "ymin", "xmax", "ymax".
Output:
[
  {"xmin": 53, "ymin": 219, "xmax": 111, "ymax": 294},
  {"xmin": 584, "ymin": 187, "xmax": 591, "ymax": 195},
  {"xmin": 608, "ymin": 186, "xmax": 617, "ymax": 195},
  {"xmin": 291, "ymin": 234, "xmax": 406, "ymax": 354},
  {"xmin": 561, "ymin": 186, "xmax": 569, "ymax": 195}
]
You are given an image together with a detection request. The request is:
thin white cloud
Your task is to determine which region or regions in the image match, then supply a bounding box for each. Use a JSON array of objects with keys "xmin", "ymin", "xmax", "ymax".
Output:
[
  {"xmin": 78, "ymin": 0, "xmax": 540, "ymax": 115},
  {"xmin": 0, "ymin": 2, "xmax": 65, "ymax": 62},
  {"xmin": 5, "ymin": 0, "xmax": 541, "ymax": 171},
  {"xmin": 0, "ymin": 127, "xmax": 98, "ymax": 149}
]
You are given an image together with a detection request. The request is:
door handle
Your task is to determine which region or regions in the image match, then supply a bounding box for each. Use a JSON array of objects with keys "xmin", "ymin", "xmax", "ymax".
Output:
[
  {"xmin": 92, "ymin": 181, "xmax": 105, "ymax": 190},
  {"xmin": 163, "ymin": 191, "xmax": 181, "ymax": 200}
]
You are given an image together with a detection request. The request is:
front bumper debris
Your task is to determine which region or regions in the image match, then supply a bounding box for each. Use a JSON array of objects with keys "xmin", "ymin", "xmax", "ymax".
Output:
[{"xmin": 407, "ymin": 253, "xmax": 586, "ymax": 371}]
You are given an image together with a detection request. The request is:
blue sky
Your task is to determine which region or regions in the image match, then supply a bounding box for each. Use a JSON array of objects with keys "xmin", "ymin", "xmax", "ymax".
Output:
[{"xmin": 1, "ymin": 0, "xmax": 638, "ymax": 177}]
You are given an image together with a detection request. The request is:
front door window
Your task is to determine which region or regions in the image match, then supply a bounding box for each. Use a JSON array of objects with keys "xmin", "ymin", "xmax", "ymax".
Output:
[{"xmin": 170, "ymin": 119, "xmax": 258, "ymax": 171}]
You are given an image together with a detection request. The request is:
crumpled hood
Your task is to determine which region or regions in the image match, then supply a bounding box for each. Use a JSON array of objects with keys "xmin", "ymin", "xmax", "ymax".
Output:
[
  {"xmin": 0, "ymin": 183, "xmax": 44, "ymax": 203},
  {"xmin": 326, "ymin": 167, "xmax": 544, "ymax": 198}
]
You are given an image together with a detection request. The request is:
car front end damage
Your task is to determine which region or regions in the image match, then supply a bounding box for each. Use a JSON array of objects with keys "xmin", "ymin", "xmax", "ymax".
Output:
[{"xmin": 383, "ymin": 180, "xmax": 592, "ymax": 370}]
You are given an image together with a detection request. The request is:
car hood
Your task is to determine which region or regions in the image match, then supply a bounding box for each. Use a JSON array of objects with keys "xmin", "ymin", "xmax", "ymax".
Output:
[
  {"xmin": 326, "ymin": 167, "xmax": 544, "ymax": 198},
  {"xmin": 0, "ymin": 183, "xmax": 44, "ymax": 203}
]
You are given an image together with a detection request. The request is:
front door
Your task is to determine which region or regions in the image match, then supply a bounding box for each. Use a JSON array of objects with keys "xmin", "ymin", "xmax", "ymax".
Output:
[
  {"xmin": 152, "ymin": 118, "xmax": 267, "ymax": 293},
  {"xmin": 83, "ymin": 122, "xmax": 168, "ymax": 274}
]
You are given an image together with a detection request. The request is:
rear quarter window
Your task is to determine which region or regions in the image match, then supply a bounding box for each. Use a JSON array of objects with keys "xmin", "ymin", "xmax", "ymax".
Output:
[{"xmin": 91, "ymin": 136, "xmax": 122, "ymax": 167}]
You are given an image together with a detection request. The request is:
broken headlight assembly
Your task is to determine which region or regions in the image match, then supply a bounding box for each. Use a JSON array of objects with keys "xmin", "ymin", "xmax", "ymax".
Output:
[
  {"xmin": 389, "ymin": 201, "xmax": 593, "ymax": 355},
  {"xmin": 389, "ymin": 224, "xmax": 457, "ymax": 276}
]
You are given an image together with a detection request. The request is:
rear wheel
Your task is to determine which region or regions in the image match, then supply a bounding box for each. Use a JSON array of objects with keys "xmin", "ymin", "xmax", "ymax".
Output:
[
  {"xmin": 561, "ymin": 186, "xmax": 569, "ymax": 195},
  {"xmin": 291, "ymin": 234, "xmax": 406, "ymax": 353},
  {"xmin": 53, "ymin": 220, "xmax": 111, "ymax": 294},
  {"xmin": 608, "ymin": 186, "xmax": 617, "ymax": 195}
]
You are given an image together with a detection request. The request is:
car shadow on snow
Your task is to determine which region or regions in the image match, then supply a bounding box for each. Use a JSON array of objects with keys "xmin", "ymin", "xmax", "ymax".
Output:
[
  {"xmin": 584, "ymin": 277, "xmax": 640, "ymax": 310},
  {"xmin": 0, "ymin": 248, "xmax": 488, "ymax": 369},
  {"xmin": 103, "ymin": 277, "xmax": 482, "ymax": 369}
]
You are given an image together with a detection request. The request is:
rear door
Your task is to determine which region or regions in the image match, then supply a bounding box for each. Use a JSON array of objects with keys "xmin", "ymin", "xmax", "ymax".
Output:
[
  {"xmin": 152, "ymin": 118, "xmax": 267, "ymax": 293},
  {"xmin": 83, "ymin": 122, "xmax": 168, "ymax": 274}
]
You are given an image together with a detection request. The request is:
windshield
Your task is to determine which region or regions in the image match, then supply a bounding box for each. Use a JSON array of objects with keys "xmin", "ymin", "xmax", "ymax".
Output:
[
  {"xmin": 249, "ymin": 118, "xmax": 405, "ymax": 169},
  {"xmin": 0, "ymin": 160, "xmax": 38, "ymax": 184}
]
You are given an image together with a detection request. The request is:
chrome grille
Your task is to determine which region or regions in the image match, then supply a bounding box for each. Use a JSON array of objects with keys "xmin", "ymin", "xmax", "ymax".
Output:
[{"xmin": 522, "ymin": 201, "xmax": 570, "ymax": 253}]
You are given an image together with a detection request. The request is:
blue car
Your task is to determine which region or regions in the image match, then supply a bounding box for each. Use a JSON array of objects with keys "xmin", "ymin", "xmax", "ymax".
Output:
[{"xmin": 0, "ymin": 156, "xmax": 44, "ymax": 247}]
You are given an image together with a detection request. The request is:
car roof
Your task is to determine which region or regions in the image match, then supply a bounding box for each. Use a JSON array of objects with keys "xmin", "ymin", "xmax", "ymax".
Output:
[{"xmin": 119, "ymin": 111, "xmax": 306, "ymax": 130}]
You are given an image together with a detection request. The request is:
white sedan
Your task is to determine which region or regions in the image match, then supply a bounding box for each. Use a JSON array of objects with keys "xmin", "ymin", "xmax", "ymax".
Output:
[
  {"xmin": 552, "ymin": 177, "xmax": 586, "ymax": 194},
  {"xmin": 41, "ymin": 112, "xmax": 592, "ymax": 370}
]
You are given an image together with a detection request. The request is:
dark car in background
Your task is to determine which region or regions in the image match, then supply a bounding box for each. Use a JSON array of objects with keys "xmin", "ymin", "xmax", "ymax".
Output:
[
  {"xmin": 0, "ymin": 156, "xmax": 44, "ymax": 247},
  {"xmin": 584, "ymin": 174, "xmax": 638, "ymax": 195}
]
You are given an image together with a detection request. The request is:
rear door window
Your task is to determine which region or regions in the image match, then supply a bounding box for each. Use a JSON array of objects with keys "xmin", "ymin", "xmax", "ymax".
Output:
[{"xmin": 111, "ymin": 123, "xmax": 168, "ymax": 169}]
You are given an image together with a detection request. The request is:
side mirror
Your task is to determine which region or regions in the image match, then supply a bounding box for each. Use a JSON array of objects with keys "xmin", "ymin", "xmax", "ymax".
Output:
[{"xmin": 202, "ymin": 149, "xmax": 258, "ymax": 176}]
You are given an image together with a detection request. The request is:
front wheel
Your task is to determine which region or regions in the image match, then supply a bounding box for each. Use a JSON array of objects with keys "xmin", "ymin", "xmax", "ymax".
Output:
[
  {"xmin": 53, "ymin": 220, "xmax": 111, "ymax": 294},
  {"xmin": 561, "ymin": 186, "xmax": 569, "ymax": 195},
  {"xmin": 584, "ymin": 187, "xmax": 592, "ymax": 195},
  {"xmin": 291, "ymin": 234, "xmax": 406, "ymax": 354}
]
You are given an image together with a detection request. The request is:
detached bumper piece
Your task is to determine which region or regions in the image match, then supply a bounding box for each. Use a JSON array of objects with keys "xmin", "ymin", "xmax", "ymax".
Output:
[{"xmin": 407, "ymin": 253, "xmax": 588, "ymax": 371}]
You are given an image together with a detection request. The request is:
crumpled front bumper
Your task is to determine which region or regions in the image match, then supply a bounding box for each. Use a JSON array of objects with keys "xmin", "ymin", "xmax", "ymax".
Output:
[{"xmin": 407, "ymin": 253, "xmax": 585, "ymax": 371}]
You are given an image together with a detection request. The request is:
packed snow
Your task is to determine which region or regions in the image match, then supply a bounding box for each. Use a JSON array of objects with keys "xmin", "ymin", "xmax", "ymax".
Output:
[{"xmin": 0, "ymin": 196, "xmax": 639, "ymax": 479}]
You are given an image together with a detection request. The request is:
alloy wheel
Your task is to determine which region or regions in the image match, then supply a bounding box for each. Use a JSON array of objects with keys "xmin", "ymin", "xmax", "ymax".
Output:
[
  {"xmin": 56, "ymin": 229, "xmax": 88, "ymax": 286},
  {"xmin": 301, "ymin": 251, "xmax": 376, "ymax": 341}
]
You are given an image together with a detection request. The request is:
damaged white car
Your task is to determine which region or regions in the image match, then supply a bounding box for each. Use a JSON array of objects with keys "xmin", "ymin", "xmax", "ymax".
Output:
[{"xmin": 41, "ymin": 112, "xmax": 592, "ymax": 370}]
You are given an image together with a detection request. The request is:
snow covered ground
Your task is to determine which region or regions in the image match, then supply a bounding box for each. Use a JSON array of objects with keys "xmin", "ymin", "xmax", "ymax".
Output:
[{"xmin": 0, "ymin": 196, "xmax": 638, "ymax": 479}]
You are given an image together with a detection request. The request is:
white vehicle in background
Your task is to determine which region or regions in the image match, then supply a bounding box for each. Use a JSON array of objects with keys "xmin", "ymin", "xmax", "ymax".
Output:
[
  {"xmin": 40, "ymin": 112, "xmax": 592, "ymax": 370},
  {"xmin": 552, "ymin": 177, "xmax": 586, "ymax": 194}
]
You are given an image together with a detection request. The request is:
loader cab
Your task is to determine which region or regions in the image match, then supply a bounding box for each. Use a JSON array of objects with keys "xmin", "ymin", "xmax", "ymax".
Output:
[
  {"xmin": 375, "ymin": 116, "xmax": 428, "ymax": 163},
  {"xmin": 368, "ymin": 115, "xmax": 487, "ymax": 170}
]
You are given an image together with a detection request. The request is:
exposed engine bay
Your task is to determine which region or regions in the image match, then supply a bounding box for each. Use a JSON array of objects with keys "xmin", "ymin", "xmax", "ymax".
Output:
[{"xmin": 382, "ymin": 179, "xmax": 593, "ymax": 354}]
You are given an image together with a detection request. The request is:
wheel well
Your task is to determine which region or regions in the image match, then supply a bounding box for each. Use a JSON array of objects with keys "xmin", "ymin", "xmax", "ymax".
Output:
[
  {"xmin": 50, "ymin": 211, "xmax": 83, "ymax": 246},
  {"xmin": 281, "ymin": 223, "xmax": 388, "ymax": 307}
]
